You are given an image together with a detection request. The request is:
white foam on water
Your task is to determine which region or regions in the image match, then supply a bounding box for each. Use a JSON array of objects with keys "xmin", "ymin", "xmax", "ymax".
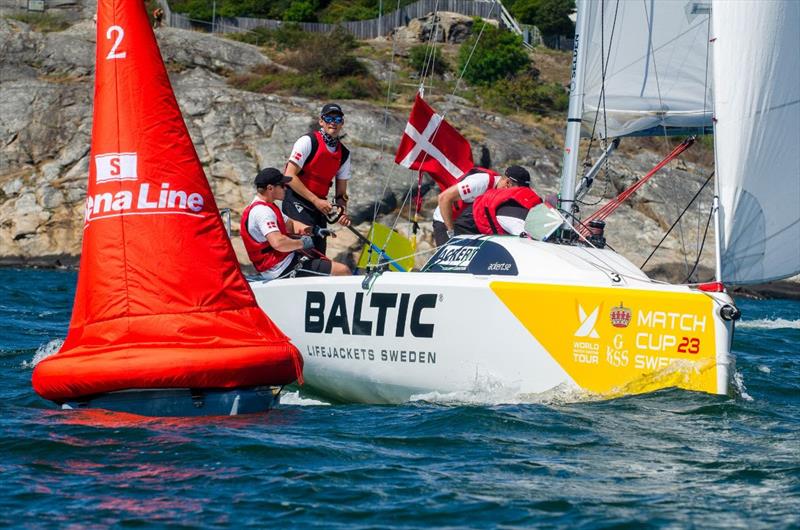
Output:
[
  {"xmin": 279, "ymin": 390, "xmax": 330, "ymax": 406},
  {"xmin": 732, "ymin": 370, "xmax": 753, "ymax": 402},
  {"xmin": 21, "ymin": 338, "xmax": 64, "ymax": 369},
  {"xmin": 757, "ymin": 365, "xmax": 771, "ymax": 374},
  {"xmin": 738, "ymin": 318, "xmax": 800, "ymax": 330},
  {"xmin": 409, "ymin": 374, "xmax": 599, "ymax": 406}
]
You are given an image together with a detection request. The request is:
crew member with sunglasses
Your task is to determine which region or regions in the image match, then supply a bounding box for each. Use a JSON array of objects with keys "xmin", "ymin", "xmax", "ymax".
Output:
[
  {"xmin": 433, "ymin": 166, "xmax": 531, "ymax": 246},
  {"xmin": 282, "ymin": 103, "xmax": 352, "ymax": 254},
  {"xmin": 242, "ymin": 168, "xmax": 350, "ymax": 280}
]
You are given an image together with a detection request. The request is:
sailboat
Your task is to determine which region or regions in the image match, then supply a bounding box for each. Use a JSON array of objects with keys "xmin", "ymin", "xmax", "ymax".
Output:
[
  {"xmin": 31, "ymin": 0, "xmax": 303, "ymax": 416},
  {"xmin": 249, "ymin": 0, "xmax": 798, "ymax": 404}
]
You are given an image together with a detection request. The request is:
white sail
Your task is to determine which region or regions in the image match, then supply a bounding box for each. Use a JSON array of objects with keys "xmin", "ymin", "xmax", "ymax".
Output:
[
  {"xmin": 581, "ymin": 0, "xmax": 713, "ymax": 138},
  {"xmin": 712, "ymin": 0, "xmax": 800, "ymax": 284}
]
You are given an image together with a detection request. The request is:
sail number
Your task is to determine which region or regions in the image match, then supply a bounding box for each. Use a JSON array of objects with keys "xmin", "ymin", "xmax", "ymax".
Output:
[
  {"xmin": 106, "ymin": 25, "xmax": 126, "ymax": 60},
  {"xmin": 677, "ymin": 337, "xmax": 700, "ymax": 354}
]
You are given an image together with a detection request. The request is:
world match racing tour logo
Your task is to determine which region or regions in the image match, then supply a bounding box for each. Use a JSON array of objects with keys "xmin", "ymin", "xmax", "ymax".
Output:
[{"xmin": 84, "ymin": 152, "xmax": 206, "ymax": 225}]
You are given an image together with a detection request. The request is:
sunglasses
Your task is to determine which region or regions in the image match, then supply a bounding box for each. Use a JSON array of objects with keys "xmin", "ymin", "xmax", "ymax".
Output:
[{"xmin": 321, "ymin": 115, "xmax": 344, "ymax": 124}]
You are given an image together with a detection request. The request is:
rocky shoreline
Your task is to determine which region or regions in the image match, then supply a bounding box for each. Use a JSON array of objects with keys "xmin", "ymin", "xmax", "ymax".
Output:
[{"xmin": 1, "ymin": 10, "xmax": 796, "ymax": 299}]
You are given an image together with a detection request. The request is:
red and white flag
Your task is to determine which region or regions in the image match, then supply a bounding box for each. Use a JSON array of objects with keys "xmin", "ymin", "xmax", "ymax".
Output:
[{"xmin": 394, "ymin": 93, "xmax": 474, "ymax": 190}]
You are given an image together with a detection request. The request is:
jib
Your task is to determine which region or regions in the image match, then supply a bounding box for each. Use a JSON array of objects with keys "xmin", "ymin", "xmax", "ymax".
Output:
[{"xmin": 305, "ymin": 291, "xmax": 437, "ymax": 338}]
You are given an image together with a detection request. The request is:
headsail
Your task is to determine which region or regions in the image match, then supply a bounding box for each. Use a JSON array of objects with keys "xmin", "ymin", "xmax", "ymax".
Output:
[
  {"xmin": 712, "ymin": 0, "xmax": 800, "ymax": 284},
  {"xmin": 581, "ymin": 0, "xmax": 713, "ymax": 138},
  {"xmin": 32, "ymin": 0, "xmax": 302, "ymax": 402}
]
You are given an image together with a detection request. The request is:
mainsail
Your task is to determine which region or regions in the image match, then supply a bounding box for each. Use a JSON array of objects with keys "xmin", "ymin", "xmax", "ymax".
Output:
[
  {"xmin": 712, "ymin": 0, "xmax": 800, "ymax": 284},
  {"xmin": 32, "ymin": 0, "xmax": 302, "ymax": 402},
  {"xmin": 581, "ymin": 0, "xmax": 713, "ymax": 138}
]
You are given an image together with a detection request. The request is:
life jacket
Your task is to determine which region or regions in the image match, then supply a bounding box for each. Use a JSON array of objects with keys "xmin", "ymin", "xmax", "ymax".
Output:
[
  {"xmin": 294, "ymin": 130, "xmax": 350, "ymax": 199},
  {"xmin": 240, "ymin": 201, "xmax": 292, "ymax": 272},
  {"xmin": 451, "ymin": 166, "xmax": 501, "ymax": 219},
  {"xmin": 473, "ymin": 187, "xmax": 542, "ymax": 235}
]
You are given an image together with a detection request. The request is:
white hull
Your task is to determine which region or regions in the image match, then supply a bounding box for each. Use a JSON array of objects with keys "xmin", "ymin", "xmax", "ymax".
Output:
[{"xmin": 252, "ymin": 237, "xmax": 735, "ymax": 404}]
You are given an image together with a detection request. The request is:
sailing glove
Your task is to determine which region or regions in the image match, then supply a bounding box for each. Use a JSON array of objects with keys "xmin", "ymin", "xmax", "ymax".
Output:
[
  {"xmin": 446, "ymin": 229, "xmax": 455, "ymax": 239},
  {"xmin": 300, "ymin": 235, "xmax": 315, "ymax": 250}
]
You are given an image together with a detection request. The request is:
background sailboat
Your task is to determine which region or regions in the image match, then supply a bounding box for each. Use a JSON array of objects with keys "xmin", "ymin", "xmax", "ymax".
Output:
[{"xmin": 32, "ymin": 0, "xmax": 302, "ymax": 416}]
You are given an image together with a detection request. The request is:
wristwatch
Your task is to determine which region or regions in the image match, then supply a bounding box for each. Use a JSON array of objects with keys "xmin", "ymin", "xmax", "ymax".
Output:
[{"xmin": 335, "ymin": 193, "xmax": 349, "ymax": 206}]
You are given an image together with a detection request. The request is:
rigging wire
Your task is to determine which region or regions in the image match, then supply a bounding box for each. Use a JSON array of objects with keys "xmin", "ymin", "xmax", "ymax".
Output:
[
  {"xmin": 579, "ymin": 0, "xmax": 620, "ymax": 208},
  {"xmin": 640, "ymin": 171, "xmax": 714, "ymax": 270},
  {"xmin": 390, "ymin": 3, "xmax": 496, "ymax": 256},
  {"xmin": 363, "ymin": 0, "xmax": 406, "ymax": 265},
  {"xmin": 697, "ymin": 13, "xmax": 713, "ymax": 259},
  {"xmin": 683, "ymin": 196, "xmax": 714, "ymax": 283},
  {"xmin": 640, "ymin": 0, "xmax": 691, "ymax": 274}
]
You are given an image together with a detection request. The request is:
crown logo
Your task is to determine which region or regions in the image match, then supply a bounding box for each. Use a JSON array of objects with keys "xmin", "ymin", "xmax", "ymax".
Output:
[{"xmin": 610, "ymin": 302, "xmax": 632, "ymax": 328}]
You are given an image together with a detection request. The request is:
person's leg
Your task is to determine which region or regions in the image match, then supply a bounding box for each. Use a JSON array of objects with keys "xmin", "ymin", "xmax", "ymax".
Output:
[
  {"xmin": 330, "ymin": 261, "xmax": 350, "ymax": 276},
  {"xmin": 310, "ymin": 209, "xmax": 328, "ymax": 255},
  {"xmin": 295, "ymin": 257, "xmax": 350, "ymax": 277},
  {"xmin": 282, "ymin": 188, "xmax": 321, "ymax": 247},
  {"xmin": 281, "ymin": 188, "xmax": 329, "ymax": 254},
  {"xmin": 432, "ymin": 220, "xmax": 449, "ymax": 246}
]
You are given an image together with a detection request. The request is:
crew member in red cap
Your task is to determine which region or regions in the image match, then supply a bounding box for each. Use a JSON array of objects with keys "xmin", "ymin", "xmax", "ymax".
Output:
[
  {"xmin": 242, "ymin": 168, "xmax": 350, "ymax": 280},
  {"xmin": 282, "ymin": 103, "xmax": 352, "ymax": 255},
  {"xmin": 433, "ymin": 165, "xmax": 531, "ymax": 245},
  {"xmin": 454, "ymin": 166, "xmax": 542, "ymax": 237}
]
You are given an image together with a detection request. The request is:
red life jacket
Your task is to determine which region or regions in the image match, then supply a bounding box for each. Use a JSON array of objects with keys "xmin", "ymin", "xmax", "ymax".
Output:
[
  {"xmin": 452, "ymin": 167, "xmax": 501, "ymax": 219},
  {"xmin": 240, "ymin": 200, "xmax": 292, "ymax": 272},
  {"xmin": 295, "ymin": 131, "xmax": 350, "ymax": 199},
  {"xmin": 473, "ymin": 187, "xmax": 542, "ymax": 235}
]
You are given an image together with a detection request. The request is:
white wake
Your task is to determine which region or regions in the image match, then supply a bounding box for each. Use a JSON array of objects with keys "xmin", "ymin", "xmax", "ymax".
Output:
[
  {"xmin": 279, "ymin": 390, "xmax": 330, "ymax": 406},
  {"xmin": 21, "ymin": 338, "xmax": 64, "ymax": 369},
  {"xmin": 738, "ymin": 318, "xmax": 800, "ymax": 330}
]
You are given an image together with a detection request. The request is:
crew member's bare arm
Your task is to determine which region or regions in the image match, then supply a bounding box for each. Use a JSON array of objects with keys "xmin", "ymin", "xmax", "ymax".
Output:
[
  {"xmin": 285, "ymin": 162, "xmax": 332, "ymax": 214},
  {"xmin": 437, "ymin": 185, "xmax": 462, "ymax": 231},
  {"xmin": 334, "ymin": 179, "xmax": 351, "ymax": 227},
  {"xmin": 266, "ymin": 230, "xmax": 305, "ymax": 252}
]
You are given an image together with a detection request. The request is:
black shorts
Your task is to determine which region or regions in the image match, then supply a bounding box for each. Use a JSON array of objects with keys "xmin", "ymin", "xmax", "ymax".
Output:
[
  {"xmin": 454, "ymin": 204, "xmax": 478, "ymax": 236},
  {"xmin": 432, "ymin": 219, "xmax": 450, "ymax": 247},
  {"xmin": 282, "ymin": 188, "xmax": 327, "ymax": 254},
  {"xmin": 278, "ymin": 253, "xmax": 332, "ymax": 279}
]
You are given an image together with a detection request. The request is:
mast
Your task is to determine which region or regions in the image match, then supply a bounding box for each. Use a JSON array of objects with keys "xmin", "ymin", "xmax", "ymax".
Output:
[
  {"xmin": 558, "ymin": 0, "xmax": 591, "ymax": 221},
  {"xmin": 709, "ymin": 7, "xmax": 723, "ymax": 282}
]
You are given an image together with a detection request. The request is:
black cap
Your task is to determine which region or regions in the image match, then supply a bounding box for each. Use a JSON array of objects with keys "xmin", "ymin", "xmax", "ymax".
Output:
[
  {"xmin": 320, "ymin": 103, "xmax": 344, "ymax": 117},
  {"xmin": 255, "ymin": 168, "xmax": 291, "ymax": 188},
  {"xmin": 505, "ymin": 165, "xmax": 531, "ymax": 186}
]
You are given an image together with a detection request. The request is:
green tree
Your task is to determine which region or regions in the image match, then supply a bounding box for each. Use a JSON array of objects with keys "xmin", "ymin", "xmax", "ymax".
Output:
[
  {"xmin": 408, "ymin": 45, "xmax": 449, "ymax": 76},
  {"xmin": 294, "ymin": 26, "xmax": 365, "ymax": 77},
  {"xmin": 457, "ymin": 21, "xmax": 530, "ymax": 85},
  {"xmin": 284, "ymin": 0, "xmax": 318, "ymax": 22},
  {"xmin": 509, "ymin": 0, "xmax": 541, "ymax": 25},
  {"xmin": 535, "ymin": 0, "xmax": 575, "ymax": 37}
]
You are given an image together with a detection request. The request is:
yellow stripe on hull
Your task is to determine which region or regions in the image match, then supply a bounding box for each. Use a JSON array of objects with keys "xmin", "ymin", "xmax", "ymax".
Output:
[{"xmin": 490, "ymin": 282, "xmax": 720, "ymax": 396}]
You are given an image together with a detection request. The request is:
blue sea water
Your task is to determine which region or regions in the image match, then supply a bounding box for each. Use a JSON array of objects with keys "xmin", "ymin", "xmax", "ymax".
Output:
[{"xmin": 1, "ymin": 267, "xmax": 798, "ymax": 529}]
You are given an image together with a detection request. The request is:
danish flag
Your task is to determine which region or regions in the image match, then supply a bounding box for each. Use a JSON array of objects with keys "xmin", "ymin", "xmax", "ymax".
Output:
[{"xmin": 394, "ymin": 93, "xmax": 474, "ymax": 191}]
